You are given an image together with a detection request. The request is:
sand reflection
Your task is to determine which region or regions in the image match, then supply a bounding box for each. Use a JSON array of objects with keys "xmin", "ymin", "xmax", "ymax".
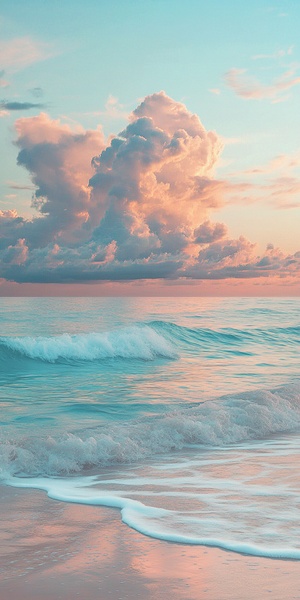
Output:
[{"xmin": 1, "ymin": 486, "xmax": 300, "ymax": 600}]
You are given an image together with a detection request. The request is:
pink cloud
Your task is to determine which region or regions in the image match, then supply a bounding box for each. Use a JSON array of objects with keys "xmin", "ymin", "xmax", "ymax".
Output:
[
  {"xmin": 243, "ymin": 153, "xmax": 300, "ymax": 176},
  {"xmin": 88, "ymin": 91, "xmax": 224, "ymax": 264},
  {"xmin": 0, "ymin": 37, "xmax": 55, "ymax": 73},
  {"xmin": 0, "ymin": 92, "xmax": 299, "ymax": 286},
  {"xmin": 15, "ymin": 113, "xmax": 105, "ymax": 243},
  {"xmin": 225, "ymin": 152, "xmax": 300, "ymax": 209},
  {"xmin": 0, "ymin": 209, "xmax": 19, "ymax": 219},
  {"xmin": 185, "ymin": 237, "xmax": 300, "ymax": 281},
  {"xmin": 265, "ymin": 176, "xmax": 300, "ymax": 208},
  {"xmin": 225, "ymin": 66, "xmax": 300, "ymax": 101}
]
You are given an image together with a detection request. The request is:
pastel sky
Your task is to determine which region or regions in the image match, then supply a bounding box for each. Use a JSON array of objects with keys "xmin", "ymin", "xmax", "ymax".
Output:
[{"xmin": 1, "ymin": 0, "xmax": 300, "ymax": 295}]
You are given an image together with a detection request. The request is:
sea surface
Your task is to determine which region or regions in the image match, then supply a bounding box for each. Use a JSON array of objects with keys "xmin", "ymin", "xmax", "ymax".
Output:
[{"xmin": 1, "ymin": 296, "xmax": 300, "ymax": 559}]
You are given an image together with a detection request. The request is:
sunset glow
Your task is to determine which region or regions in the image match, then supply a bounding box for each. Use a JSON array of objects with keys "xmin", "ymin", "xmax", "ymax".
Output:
[{"xmin": 1, "ymin": 0, "xmax": 299, "ymax": 295}]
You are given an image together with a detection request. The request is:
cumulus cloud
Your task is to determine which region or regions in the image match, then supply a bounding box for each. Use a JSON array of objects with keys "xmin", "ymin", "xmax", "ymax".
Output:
[
  {"xmin": 0, "ymin": 91, "xmax": 299, "ymax": 284},
  {"xmin": 185, "ymin": 237, "xmax": 300, "ymax": 280},
  {"xmin": 15, "ymin": 112, "xmax": 105, "ymax": 244},
  {"xmin": 89, "ymin": 91, "xmax": 223, "ymax": 260},
  {"xmin": 2, "ymin": 238, "xmax": 28, "ymax": 265},
  {"xmin": 194, "ymin": 221, "xmax": 227, "ymax": 244}
]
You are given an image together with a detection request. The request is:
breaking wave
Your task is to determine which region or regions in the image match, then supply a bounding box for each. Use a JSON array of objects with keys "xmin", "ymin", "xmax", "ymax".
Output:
[
  {"xmin": 2, "ymin": 318, "xmax": 299, "ymax": 364},
  {"xmin": 0, "ymin": 325, "xmax": 177, "ymax": 363},
  {"xmin": 1, "ymin": 383, "xmax": 300, "ymax": 478}
]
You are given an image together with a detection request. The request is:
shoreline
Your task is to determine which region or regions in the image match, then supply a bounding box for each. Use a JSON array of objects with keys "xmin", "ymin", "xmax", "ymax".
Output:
[{"xmin": 1, "ymin": 485, "xmax": 300, "ymax": 600}]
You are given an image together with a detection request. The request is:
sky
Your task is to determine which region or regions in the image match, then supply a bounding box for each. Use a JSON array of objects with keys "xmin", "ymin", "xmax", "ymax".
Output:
[{"xmin": 0, "ymin": 0, "xmax": 300, "ymax": 295}]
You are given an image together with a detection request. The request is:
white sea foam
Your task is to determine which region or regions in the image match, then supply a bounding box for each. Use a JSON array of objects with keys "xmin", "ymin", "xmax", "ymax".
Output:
[
  {"xmin": 5, "ymin": 458, "xmax": 300, "ymax": 560},
  {"xmin": 2, "ymin": 298, "xmax": 300, "ymax": 560},
  {"xmin": 2, "ymin": 377, "xmax": 300, "ymax": 561},
  {"xmin": 0, "ymin": 325, "xmax": 177, "ymax": 362},
  {"xmin": 1, "ymin": 383, "xmax": 300, "ymax": 478}
]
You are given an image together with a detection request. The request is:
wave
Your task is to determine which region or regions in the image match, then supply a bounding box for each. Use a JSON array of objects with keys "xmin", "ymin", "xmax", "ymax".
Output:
[
  {"xmin": 0, "ymin": 325, "xmax": 177, "ymax": 363},
  {"xmin": 1, "ymin": 383, "xmax": 300, "ymax": 478},
  {"xmin": 1, "ymin": 319, "xmax": 299, "ymax": 364},
  {"xmin": 149, "ymin": 320, "xmax": 300, "ymax": 344},
  {"xmin": 148, "ymin": 320, "xmax": 255, "ymax": 353}
]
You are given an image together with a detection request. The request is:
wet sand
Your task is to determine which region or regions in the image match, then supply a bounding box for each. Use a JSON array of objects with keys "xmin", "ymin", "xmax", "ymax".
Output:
[{"xmin": 1, "ymin": 485, "xmax": 300, "ymax": 600}]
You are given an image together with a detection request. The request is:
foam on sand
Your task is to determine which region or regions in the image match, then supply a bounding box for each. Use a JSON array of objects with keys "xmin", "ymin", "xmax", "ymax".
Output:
[{"xmin": 5, "ymin": 472, "xmax": 300, "ymax": 560}]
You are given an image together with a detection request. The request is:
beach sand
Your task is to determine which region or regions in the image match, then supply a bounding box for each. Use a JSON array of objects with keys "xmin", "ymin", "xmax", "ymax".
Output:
[{"xmin": 1, "ymin": 485, "xmax": 300, "ymax": 600}]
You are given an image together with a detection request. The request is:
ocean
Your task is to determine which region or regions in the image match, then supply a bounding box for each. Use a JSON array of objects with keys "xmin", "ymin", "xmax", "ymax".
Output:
[{"xmin": 1, "ymin": 296, "xmax": 300, "ymax": 560}]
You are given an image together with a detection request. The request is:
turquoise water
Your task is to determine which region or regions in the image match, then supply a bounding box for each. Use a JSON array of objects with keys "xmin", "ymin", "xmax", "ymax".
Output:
[{"xmin": 1, "ymin": 297, "xmax": 300, "ymax": 558}]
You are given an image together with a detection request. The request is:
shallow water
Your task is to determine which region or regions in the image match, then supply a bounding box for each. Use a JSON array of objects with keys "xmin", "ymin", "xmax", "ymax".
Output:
[{"xmin": 1, "ymin": 297, "xmax": 300, "ymax": 558}]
